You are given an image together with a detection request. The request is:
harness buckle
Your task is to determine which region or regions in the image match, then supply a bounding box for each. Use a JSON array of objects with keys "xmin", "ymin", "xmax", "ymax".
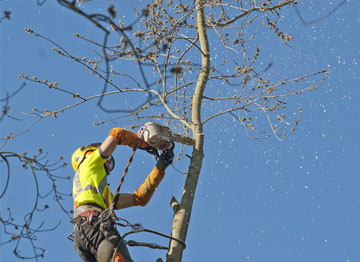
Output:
[{"xmin": 67, "ymin": 231, "xmax": 75, "ymax": 242}]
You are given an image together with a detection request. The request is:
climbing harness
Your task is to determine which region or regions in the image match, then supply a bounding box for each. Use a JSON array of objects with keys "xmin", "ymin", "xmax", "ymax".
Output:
[{"xmin": 68, "ymin": 209, "xmax": 186, "ymax": 255}]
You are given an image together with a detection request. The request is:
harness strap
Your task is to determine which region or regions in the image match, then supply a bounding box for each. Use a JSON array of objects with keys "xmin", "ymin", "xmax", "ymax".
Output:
[
  {"xmin": 74, "ymin": 204, "xmax": 103, "ymax": 217},
  {"xmin": 76, "ymin": 210, "xmax": 101, "ymax": 217}
]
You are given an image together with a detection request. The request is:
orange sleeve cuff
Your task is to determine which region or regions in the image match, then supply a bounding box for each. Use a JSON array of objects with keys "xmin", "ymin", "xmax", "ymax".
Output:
[
  {"xmin": 133, "ymin": 166, "xmax": 165, "ymax": 206},
  {"xmin": 109, "ymin": 128, "xmax": 138, "ymax": 147}
]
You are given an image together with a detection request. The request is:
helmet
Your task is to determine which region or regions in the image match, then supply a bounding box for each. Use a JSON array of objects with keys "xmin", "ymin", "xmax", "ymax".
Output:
[{"xmin": 71, "ymin": 143, "xmax": 101, "ymax": 172}]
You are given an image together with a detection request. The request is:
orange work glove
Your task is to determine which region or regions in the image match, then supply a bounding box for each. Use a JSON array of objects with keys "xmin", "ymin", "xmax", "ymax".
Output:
[
  {"xmin": 132, "ymin": 166, "xmax": 165, "ymax": 206},
  {"xmin": 109, "ymin": 128, "xmax": 144, "ymax": 148}
]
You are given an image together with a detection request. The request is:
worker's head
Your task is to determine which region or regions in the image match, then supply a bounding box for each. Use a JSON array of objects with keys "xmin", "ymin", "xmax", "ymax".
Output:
[{"xmin": 71, "ymin": 143, "xmax": 115, "ymax": 173}]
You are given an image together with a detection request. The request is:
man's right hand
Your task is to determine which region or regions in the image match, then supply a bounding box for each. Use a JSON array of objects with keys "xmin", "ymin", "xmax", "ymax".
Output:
[{"xmin": 138, "ymin": 144, "xmax": 158, "ymax": 157}]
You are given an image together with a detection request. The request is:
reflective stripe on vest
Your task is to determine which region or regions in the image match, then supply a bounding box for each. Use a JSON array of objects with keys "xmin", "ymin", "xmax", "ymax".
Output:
[{"xmin": 73, "ymin": 169, "xmax": 108, "ymax": 202}]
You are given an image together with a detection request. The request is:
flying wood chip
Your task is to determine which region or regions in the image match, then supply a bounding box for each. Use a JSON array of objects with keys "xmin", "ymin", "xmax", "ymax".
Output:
[{"xmin": 4, "ymin": 11, "xmax": 11, "ymax": 20}]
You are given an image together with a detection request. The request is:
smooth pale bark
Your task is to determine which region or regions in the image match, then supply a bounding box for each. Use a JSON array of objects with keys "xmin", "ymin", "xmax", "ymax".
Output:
[{"xmin": 166, "ymin": 1, "xmax": 210, "ymax": 261}]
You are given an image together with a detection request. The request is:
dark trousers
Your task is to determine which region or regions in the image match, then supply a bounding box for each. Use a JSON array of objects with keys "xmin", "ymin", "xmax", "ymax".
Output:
[{"xmin": 74, "ymin": 219, "xmax": 133, "ymax": 262}]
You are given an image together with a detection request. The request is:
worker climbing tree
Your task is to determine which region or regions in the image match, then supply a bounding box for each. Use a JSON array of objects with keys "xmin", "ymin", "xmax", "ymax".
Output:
[{"xmin": 70, "ymin": 123, "xmax": 174, "ymax": 262}]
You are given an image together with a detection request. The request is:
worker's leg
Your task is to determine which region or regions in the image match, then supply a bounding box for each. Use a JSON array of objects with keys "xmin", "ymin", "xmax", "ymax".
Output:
[
  {"xmin": 96, "ymin": 222, "xmax": 133, "ymax": 262},
  {"xmin": 74, "ymin": 244, "xmax": 97, "ymax": 262},
  {"xmin": 97, "ymin": 235, "xmax": 124, "ymax": 262},
  {"xmin": 113, "ymin": 240, "xmax": 133, "ymax": 262},
  {"xmin": 74, "ymin": 225, "xmax": 97, "ymax": 262}
]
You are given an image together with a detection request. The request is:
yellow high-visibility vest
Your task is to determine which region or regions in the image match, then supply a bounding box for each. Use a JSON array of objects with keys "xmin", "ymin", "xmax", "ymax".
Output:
[{"xmin": 72, "ymin": 149, "xmax": 112, "ymax": 210}]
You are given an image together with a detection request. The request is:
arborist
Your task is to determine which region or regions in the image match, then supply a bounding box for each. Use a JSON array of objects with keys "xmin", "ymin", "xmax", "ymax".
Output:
[{"xmin": 71, "ymin": 126, "xmax": 174, "ymax": 262}]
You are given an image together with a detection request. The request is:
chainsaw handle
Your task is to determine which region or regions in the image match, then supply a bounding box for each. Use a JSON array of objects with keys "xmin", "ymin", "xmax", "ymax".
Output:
[{"xmin": 138, "ymin": 145, "xmax": 159, "ymax": 157}]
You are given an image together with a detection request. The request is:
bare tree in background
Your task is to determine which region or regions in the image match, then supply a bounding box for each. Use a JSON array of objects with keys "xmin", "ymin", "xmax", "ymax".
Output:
[
  {"xmin": 0, "ymin": 150, "xmax": 69, "ymax": 260},
  {"xmin": 1, "ymin": 22, "xmax": 71, "ymax": 260},
  {"xmin": 2, "ymin": 0, "xmax": 346, "ymax": 261}
]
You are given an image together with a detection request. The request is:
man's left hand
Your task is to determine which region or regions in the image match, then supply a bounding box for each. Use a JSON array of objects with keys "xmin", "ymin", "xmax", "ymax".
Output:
[{"xmin": 156, "ymin": 143, "xmax": 175, "ymax": 171}]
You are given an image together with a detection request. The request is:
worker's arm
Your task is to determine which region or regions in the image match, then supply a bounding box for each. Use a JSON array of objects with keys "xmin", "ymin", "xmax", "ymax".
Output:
[
  {"xmin": 132, "ymin": 166, "xmax": 165, "ymax": 206},
  {"xmin": 100, "ymin": 128, "xmax": 145, "ymax": 158},
  {"xmin": 110, "ymin": 128, "xmax": 174, "ymax": 209},
  {"xmin": 115, "ymin": 146, "xmax": 174, "ymax": 209},
  {"xmin": 100, "ymin": 136, "xmax": 118, "ymax": 158},
  {"xmin": 115, "ymin": 166, "xmax": 165, "ymax": 209},
  {"xmin": 115, "ymin": 193, "xmax": 136, "ymax": 209}
]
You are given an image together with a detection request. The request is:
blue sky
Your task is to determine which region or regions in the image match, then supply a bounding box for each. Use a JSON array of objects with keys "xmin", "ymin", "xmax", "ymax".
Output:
[{"xmin": 1, "ymin": 1, "xmax": 359, "ymax": 261}]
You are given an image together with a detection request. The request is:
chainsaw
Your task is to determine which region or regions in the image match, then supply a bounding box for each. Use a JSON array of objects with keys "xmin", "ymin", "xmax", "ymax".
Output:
[{"xmin": 138, "ymin": 121, "xmax": 173, "ymax": 152}]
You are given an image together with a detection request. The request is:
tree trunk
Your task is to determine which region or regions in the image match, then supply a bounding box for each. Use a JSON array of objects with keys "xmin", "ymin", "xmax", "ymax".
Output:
[{"xmin": 166, "ymin": 1, "xmax": 210, "ymax": 261}]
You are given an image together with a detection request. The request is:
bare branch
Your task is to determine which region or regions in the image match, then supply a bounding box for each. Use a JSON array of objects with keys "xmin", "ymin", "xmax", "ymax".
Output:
[
  {"xmin": 213, "ymin": 0, "xmax": 297, "ymax": 28},
  {"xmin": 0, "ymin": 150, "xmax": 70, "ymax": 261},
  {"xmin": 294, "ymin": 0, "xmax": 348, "ymax": 25}
]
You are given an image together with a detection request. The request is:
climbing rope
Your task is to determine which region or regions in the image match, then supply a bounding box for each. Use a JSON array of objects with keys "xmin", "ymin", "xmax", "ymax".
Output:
[
  {"xmin": 67, "ymin": 214, "xmax": 187, "ymax": 254},
  {"xmin": 109, "ymin": 137, "xmax": 141, "ymax": 212}
]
